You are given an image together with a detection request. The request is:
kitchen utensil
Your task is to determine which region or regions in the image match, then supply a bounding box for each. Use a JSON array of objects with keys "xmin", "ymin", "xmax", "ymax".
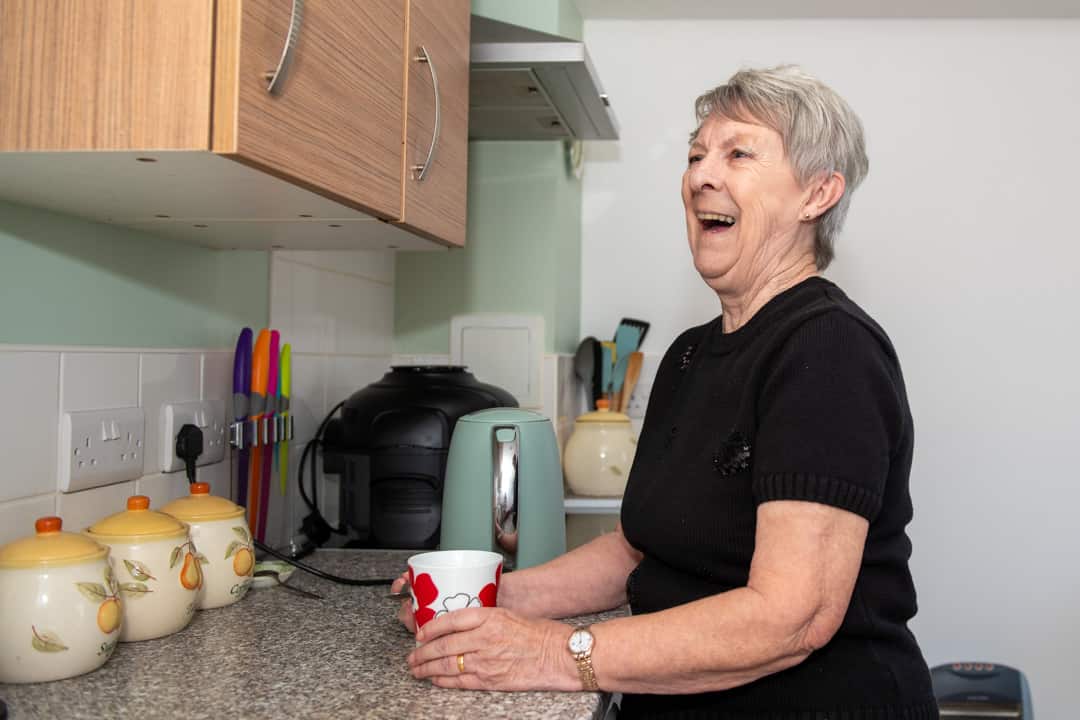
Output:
[
  {"xmin": 278, "ymin": 344, "xmax": 292, "ymax": 497},
  {"xmin": 248, "ymin": 329, "xmax": 271, "ymax": 531},
  {"xmin": 610, "ymin": 351, "xmax": 631, "ymax": 404},
  {"xmin": 440, "ymin": 408, "xmax": 566, "ymax": 570},
  {"xmin": 613, "ymin": 324, "xmax": 639, "ymax": 365},
  {"xmin": 574, "ymin": 337, "xmax": 597, "ymax": 410},
  {"xmin": 232, "ymin": 328, "xmax": 252, "ymax": 507},
  {"xmin": 160, "ymin": 482, "xmax": 254, "ymax": 609},
  {"xmin": 320, "ymin": 366, "xmax": 517, "ymax": 549},
  {"xmin": 85, "ymin": 496, "xmax": 199, "ymax": 642},
  {"xmin": 258, "ymin": 330, "xmax": 280, "ymax": 542},
  {"xmin": 563, "ymin": 400, "xmax": 637, "ymax": 497},
  {"xmin": 406, "ymin": 550, "xmax": 501, "ymax": 631},
  {"xmin": 600, "ymin": 343, "xmax": 614, "ymax": 399},
  {"xmin": 617, "ymin": 317, "xmax": 650, "ymax": 348},
  {"xmin": 617, "ymin": 351, "xmax": 643, "ymax": 413},
  {"xmin": 590, "ymin": 340, "xmax": 603, "ymax": 411},
  {"xmin": 0, "ymin": 517, "xmax": 119, "ymax": 683},
  {"xmin": 253, "ymin": 570, "xmax": 322, "ymax": 600}
]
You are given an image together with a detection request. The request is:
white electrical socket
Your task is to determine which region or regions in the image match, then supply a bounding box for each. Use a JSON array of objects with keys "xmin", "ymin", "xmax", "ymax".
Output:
[
  {"xmin": 625, "ymin": 383, "xmax": 652, "ymax": 419},
  {"xmin": 160, "ymin": 399, "xmax": 227, "ymax": 473},
  {"xmin": 60, "ymin": 407, "xmax": 146, "ymax": 493}
]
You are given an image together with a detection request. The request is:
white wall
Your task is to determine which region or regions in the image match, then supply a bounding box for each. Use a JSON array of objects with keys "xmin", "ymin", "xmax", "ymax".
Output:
[{"xmin": 582, "ymin": 18, "xmax": 1080, "ymax": 713}]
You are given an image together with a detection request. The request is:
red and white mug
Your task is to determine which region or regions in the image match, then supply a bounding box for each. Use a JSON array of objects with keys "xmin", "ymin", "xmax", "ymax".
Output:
[{"xmin": 407, "ymin": 550, "xmax": 502, "ymax": 631}]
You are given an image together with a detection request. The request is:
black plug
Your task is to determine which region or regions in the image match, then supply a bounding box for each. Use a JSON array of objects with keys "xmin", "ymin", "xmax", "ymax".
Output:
[{"xmin": 175, "ymin": 424, "xmax": 203, "ymax": 484}]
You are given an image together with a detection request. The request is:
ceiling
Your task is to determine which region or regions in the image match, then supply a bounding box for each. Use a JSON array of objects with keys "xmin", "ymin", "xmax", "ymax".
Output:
[{"xmin": 573, "ymin": 0, "xmax": 1080, "ymax": 19}]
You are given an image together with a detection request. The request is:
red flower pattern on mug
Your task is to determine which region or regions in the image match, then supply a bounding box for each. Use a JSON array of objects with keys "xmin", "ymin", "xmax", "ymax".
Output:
[{"xmin": 410, "ymin": 570, "xmax": 440, "ymax": 628}]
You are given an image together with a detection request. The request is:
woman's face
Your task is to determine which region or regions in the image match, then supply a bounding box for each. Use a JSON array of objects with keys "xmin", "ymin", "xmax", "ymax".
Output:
[{"xmin": 682, "ymin": 114, "xmax": 813, "ymax": 296}]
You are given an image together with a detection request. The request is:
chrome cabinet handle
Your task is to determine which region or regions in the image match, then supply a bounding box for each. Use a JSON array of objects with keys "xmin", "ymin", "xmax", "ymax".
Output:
[
  {"xmin": 411, "ymin": 45, "xmax": 441, "ymax": 181},
  {"xmin": 492, "ymin": 426, "xmax": 519, "ymax": 560},
  {"xmin": 265, "ymin": 0, "xmax": 304, "ymax": 95}
]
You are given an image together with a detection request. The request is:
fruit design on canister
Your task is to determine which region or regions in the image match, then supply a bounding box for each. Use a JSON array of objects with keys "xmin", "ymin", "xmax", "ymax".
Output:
[
  {"xmin": 74, "ymin": 557, "xmax": 123, "ymax": 635},
  {"xmin": 225, "ymin": 526, "xmax": 254, "ymax": 577},
  {"xmin": 170, "ymin": 540, "xmax": 209, "ymax": 590}
]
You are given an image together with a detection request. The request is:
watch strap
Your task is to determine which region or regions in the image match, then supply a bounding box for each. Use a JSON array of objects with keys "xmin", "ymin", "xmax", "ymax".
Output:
[{"xmin": 571, "ymin": 626, "xmax": 599, "ymax": 691}]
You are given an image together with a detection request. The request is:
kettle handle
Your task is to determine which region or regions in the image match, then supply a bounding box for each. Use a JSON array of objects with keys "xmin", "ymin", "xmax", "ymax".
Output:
[{"xmin": 492, "ymin": 425, "xmax": 519, "ymax": 561}]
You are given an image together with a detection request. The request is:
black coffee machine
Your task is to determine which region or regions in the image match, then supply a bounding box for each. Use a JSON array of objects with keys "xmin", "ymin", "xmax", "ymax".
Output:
[{"xmin": 321, "ymin": 366, "xmax": 517, "ymax": 549}]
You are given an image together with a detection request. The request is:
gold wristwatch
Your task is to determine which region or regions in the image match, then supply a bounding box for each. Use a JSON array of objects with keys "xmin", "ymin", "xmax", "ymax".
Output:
[{"xmin": 568, "ymin": 625, "xmax": 599, "ymax": 691}]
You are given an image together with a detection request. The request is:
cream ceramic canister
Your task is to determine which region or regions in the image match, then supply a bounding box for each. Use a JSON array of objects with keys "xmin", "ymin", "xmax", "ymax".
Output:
[
  {"xmin": 85, "ymin": 495, "xmax": 201, "ymax": 642},
  {"xmin": 0, "ymin": 516, "xmax": 121, "ymax": 683},
  {"xmin": 562, "ymin": 400, "xmax": 638, "ymax": 497},
  {"xmin": 160, "ymin": 482, "xmax": 254, "ymax": 609}
]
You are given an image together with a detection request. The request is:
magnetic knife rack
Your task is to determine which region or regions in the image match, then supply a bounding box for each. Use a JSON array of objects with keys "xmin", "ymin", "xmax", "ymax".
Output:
[{"xmin": 228, "ymin": 415, "xmax": 294, "ymax": 450}]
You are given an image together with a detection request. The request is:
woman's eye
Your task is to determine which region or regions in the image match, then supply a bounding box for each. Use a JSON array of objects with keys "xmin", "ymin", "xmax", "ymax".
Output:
[
  {"xmin": 687, "ymin": 154, "xmax": 704, "ymax": 165},
  {"xmin": 731, "ymin": 148, "xmax": 751, "ymax": 159}
]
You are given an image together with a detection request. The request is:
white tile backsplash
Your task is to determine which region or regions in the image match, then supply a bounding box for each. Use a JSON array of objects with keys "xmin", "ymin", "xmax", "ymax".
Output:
[
  {"xmin": 56, "ymin": 480, "xmax": 136, "ymax": 532},
  {"xmin": 201, "ymin": 351, "xmax": 234, "ymax": 413},
  {"xmin": 275, "ymin": 250, "xmax": 395, "ymax": 285},
  {"xmin": 136, "ymin": 471, "xmax": 190, "ymax": 508},
  {"xmin": 197, "ymin": 455, "xmax": 233, "ymax": 500},
  {"xmin": 139, "ymin": 353, "xmax": 201, "ymax": 475},
  {"xmin": 61, "ymin": 352, "xmax": 139, "ymax": 411},
  {"xmin": 289, "ymin": 353, "xmax": 326, "ymax": 443},
  {"xmin": 326, "ymin": 356, "xmax": 391, "ymax": 412},
  {"xmin": 0, "ymin": 351, "xmax": 59, "ymax": 502},
  {"xmin": 0, "ymin": 494, "xmax": 56, "ymax": 545}
]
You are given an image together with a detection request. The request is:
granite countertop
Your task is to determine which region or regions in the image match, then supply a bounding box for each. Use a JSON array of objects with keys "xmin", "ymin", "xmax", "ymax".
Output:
[{"xmin": 0, "ymin": 550, "xmax": 623, "ymax": 720}]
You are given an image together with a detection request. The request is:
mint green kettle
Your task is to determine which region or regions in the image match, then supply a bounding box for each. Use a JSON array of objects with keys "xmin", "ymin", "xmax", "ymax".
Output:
[{"xmin": 440, "ymin": 409, "xmax": 566, "ymax": 569}]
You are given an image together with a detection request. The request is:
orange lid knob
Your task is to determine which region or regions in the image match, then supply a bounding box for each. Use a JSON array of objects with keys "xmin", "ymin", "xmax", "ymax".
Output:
[
  {"xmin": 127, "ymin": 495, "xmax": 150, "ymax": 511},
  {"xmin": 35, "ymin": 516, "xmax": 62, "ymax": 534},
  {"xmin": 596, "ymin": 398, "xmax": 610, "ymax": 410},
  {"xmin": 190, "ymin": 482, "xmax": 210, "ymax": 495}
]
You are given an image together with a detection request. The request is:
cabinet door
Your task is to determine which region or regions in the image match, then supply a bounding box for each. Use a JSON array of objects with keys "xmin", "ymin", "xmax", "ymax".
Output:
[
  {"xmin": 400, "ymin": 0, "xmax": 470, "ymax": 247},
  {"xmin": 215, "ymin": 0, "xmax": 405, "ymax": 220},
  {"xmin": 0, "ymin": 0, "xmax": 214, "ymax": 151}
]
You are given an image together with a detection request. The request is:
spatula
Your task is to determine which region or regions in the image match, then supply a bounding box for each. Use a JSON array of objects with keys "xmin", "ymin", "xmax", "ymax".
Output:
[
  {"xmin": 617, "ymin": 318, "xmax": 650, "ymax": 349},
  {"xmin": 574, "ymin": 337, "xmax": 598, "ymax": 411},
  {"xmin": 618, "ymin": 351, "xmax": 644, "ymax": 413}
]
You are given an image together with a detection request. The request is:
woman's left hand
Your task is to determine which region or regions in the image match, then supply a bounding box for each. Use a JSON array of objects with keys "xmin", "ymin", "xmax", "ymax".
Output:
[{"xmin": 407, "ymin": 607, "xmax": 580, "ymax": 691}]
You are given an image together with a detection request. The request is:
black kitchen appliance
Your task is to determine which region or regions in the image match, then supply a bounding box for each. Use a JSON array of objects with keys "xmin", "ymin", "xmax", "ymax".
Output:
[
  {"xmin": 932, "ymin": 662, "xmax": 1033, "ymax": 719},
  {"xmin": 321, "ymin": 366, "xmax": 517, "ymax": 549}
]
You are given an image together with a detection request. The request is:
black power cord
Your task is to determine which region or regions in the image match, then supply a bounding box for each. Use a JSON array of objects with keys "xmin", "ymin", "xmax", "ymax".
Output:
[
  {"xmin": 296, "ymin": 401, "xmax": 348, "ymax": 543},
  {"xmin": 253, "ymin": 539, "xmax": 395, "ymax": 586},
  {"xmin": 175, "ymin": 424, "xmax": 204, "ymax": 484}
]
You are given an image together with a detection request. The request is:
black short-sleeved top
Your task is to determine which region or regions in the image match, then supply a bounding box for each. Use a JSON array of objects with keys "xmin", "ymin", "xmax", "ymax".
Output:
[{"xmin": 619, "ymin": 277, "xmax": 938, "ymax": 720}]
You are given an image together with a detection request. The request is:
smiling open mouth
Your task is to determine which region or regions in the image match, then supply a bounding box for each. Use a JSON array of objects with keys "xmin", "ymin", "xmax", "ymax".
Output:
[{"xmin": 697, "ymin": 212, "xmax": 736, "ymax": 231}]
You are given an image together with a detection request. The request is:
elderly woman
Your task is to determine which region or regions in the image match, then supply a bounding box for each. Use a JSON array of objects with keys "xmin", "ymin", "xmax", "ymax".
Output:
[{"xmin": 396, "ymin": 65, "xmax": 938, "ymax": 718}]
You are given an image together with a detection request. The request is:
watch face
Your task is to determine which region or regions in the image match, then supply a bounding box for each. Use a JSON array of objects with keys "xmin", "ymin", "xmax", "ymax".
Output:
[{"xmin": 569, "ymin": 629, "xmax": 593, "ymax": 654}]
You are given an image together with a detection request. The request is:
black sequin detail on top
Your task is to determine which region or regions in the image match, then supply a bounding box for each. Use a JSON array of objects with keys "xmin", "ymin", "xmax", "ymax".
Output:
[
  {"xmin": 713, "ymin": 430, "xmax": 751, "ymax": 476},
  {"xmin": 678, "ymin": 344, "xmax": 696, "ymax": 371}
]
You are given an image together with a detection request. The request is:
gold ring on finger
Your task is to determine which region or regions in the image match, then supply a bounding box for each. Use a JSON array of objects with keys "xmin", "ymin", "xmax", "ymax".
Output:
[{"xmin": 456, "ymin": 653, "xmax": 466, "ymax": 673}]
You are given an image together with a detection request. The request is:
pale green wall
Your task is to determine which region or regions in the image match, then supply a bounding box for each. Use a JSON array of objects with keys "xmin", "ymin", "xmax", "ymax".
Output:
[
  {"xmin": 395, "ymin": 142, "xmax": 581, "ymax": 354},
  {"xmin": 0, "ymin": 200, "xmax": 268, "ymax": 348},
  {"xmin": 471, "ymin": 0, "xmax": 583, "ymax": 40},
  {"xmin": 394, "ymin": 0, "xmax": 585, "ymax": 355}
]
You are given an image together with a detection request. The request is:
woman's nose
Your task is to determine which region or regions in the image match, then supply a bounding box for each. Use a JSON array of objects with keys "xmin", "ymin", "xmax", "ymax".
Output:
[{"xmin": 688, "ymin": 154, "xmax": 722, "ymax": 193}]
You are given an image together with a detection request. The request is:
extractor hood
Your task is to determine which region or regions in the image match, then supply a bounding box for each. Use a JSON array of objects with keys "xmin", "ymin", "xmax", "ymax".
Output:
[{"xmin": 469, "ymin": 15, "xmax": 619, "ymax": 141}]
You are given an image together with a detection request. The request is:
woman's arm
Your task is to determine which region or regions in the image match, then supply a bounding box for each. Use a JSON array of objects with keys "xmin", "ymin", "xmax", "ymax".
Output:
[
  {"xmin": 498, "ymin": 522, "xmax": 644, "ymax": 618},
  {"xmin": 590, "ymin": 500, "xmax": 866, "ymax": 693},
  {"xmin": 409, "ymin": 500, "xmax": 866, "ymax": 692}
]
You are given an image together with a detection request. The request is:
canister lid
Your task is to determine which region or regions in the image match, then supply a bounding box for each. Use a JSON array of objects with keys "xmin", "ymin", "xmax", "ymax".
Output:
[
  {"xmin": 0, "ymin": 516, "xmax": 108, "ymax": 568},
  {"xmin": 160, "ymin": 482, "xmax": 244, "ymax": 522},
  {"xmin": 86, "ymin": 495, "xmax": 188, "ymax": 541},
  {"xmin": 575, "ymin": 401, "xmax": 631, "ymax": 424}
]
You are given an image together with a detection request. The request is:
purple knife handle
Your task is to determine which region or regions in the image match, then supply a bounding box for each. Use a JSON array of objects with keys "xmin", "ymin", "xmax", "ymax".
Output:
[{"xmin": 233, "ymin": 328, "xmax": 252, "ymax": 507}]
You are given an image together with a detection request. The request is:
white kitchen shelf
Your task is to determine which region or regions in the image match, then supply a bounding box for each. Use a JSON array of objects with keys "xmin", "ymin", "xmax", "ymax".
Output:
[{"xmin": 564, "ymin": 496, "xmax": 622, "ymax": 514}]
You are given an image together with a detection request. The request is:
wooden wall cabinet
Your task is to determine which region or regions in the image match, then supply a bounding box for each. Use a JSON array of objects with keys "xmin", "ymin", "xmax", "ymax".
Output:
[{"xmin": 0, "ymin": 0, "xmax": 470, "ymax": 251}]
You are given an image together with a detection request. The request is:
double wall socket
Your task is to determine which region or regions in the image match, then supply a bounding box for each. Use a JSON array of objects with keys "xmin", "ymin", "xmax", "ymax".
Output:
[
  {"xmin": 160, "ymin": 399, "xmax": 227, "ymax": 473},
  {"xmin": 625, "ymin": 383, "xmax": 651, "ymax": 419},
  {"xmin": 60, "ymin": 407, "xmax": 146, "ymax": 493}
]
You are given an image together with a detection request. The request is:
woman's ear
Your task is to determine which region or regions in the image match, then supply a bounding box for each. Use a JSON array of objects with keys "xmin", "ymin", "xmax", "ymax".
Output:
[{"xmin": 802, "ymin": 171, "xmax": 846, "ymax": 220}]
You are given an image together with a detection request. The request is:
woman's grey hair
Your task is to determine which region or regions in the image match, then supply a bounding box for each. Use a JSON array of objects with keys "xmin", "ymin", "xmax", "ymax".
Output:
[{"xmin": 692, "ymin": 65, "xmax": 869, "ymax": 270}]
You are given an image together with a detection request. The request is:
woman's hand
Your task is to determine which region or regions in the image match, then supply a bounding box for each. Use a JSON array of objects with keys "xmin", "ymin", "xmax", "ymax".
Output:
[
  {"xmin": 407, "ymin": 607, "xmax": 581, "ymax": 691},
  {"xmin": 390, "ymin": 571, "xmax": 416, "ymax": 634}
]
